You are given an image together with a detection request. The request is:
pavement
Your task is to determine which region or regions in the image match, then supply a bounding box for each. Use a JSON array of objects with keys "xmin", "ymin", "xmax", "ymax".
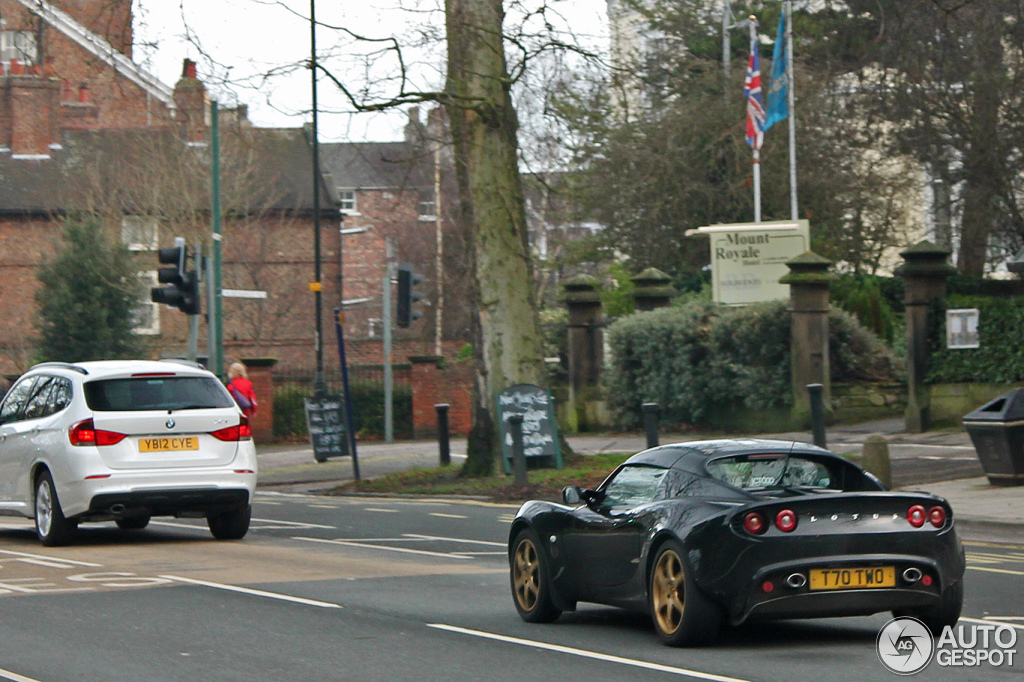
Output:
[{"xmin": 254, "ymin": 417, "xmax": 1024, "ymax": 544}]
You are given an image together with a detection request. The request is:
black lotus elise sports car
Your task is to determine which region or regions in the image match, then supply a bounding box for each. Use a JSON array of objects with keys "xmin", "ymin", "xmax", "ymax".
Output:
[{"xmin": 507, "ymin": 439, "xmax": 966, "ymax": 647}]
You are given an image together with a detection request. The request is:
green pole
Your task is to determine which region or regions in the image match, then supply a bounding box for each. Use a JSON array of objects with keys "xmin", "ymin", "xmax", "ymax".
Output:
[{"xmin": 211, "ymin": 101, "xmax": 223, "ymax": 378}]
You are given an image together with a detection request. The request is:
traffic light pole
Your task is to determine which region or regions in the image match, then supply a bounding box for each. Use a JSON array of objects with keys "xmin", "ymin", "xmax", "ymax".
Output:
[
  {"xmin": 383, "ymin": 241, "xmax": 394, "ymax": 444},
  {"xmin": 211, "ymin": 102, "xmax": 224, "ymax": 378}
]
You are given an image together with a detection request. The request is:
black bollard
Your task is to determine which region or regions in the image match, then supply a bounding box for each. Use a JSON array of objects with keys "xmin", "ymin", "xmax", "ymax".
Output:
[
  {"xmin": 807, "ymin": 384, "xmax": 827, "ymax": 449},
  {"xmin": 642, "ymin": 402, "xmax": 660, "ymax": 449},
  {"xmin": 435, "ymin": 403, "xmax": 451, "ymax": 466},
  {"xmin": 509, "ymin": 414, "xmax": 528, "ymax": 486}
]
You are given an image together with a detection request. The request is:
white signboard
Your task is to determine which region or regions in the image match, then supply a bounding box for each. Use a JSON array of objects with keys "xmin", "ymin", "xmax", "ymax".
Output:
[
  {"xmin": 690, "ymin": 220, "xmax": 811, "ymax": 305},
  {"xmin": 946, "ymin": 308, "xmax": 980, "ymax": 349}
]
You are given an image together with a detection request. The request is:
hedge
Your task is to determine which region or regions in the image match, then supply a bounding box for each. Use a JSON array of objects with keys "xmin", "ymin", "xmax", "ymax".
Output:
[
  {"xmin": 927, "ymin": 295, "xmax": 1024, "ymax": 383},
  {"xmin": 273, "ymin": 382, "xmax": 413, "ymax": 441},
  {"xmin": 606, "ymin": 299, "xmax": 897, "ymax": 428}
]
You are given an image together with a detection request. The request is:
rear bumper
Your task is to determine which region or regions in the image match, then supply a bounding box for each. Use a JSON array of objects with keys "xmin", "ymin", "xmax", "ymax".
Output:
[{"xmin": 86, "ymin": 487, "xmax": 251, "ymax": 519}]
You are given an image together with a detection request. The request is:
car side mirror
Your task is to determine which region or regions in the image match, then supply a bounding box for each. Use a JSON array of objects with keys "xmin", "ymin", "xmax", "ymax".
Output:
[{"xmin": 562, "ymin": 486, "xmax": 582, "ymax": 505}]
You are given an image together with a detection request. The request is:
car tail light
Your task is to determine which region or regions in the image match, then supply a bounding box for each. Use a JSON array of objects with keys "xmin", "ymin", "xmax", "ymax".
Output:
[
  {"xmin": 775, "ymin": 509, "xmax": 798, "ymax": 532},
  {"xmin": 907, "ymin": 504, "xmax": 927, "ymax": 528},
  {"xmin": 211, "ymin": 415, "xmax": 252, "ymax": 442},
  {"xmin": 921, "ymin": 574, "xmax": 933, "ymax": 587},
  {"xmin": 744, "ymin": 512, "xmax": 768, "ymax": 535},
  {"xmin": 69, "ymin": 419, "xmax": 126, "ymax": 446},
  {"xmin": 928, "ymin": 506, "xmax": 947, "ymax": 528}
]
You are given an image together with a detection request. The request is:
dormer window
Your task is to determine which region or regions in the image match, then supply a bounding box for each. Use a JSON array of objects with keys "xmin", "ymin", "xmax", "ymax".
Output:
[
  {"xmin": 338, "ymin": 189, "xmax": 357, "ymax": 215},
  {"xmin": 1, "ymin": 31, "xmax": 37, "ymax": 67}
]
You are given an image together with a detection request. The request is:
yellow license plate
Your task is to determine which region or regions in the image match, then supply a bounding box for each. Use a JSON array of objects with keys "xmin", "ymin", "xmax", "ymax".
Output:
[
  {"xmin": 138, "ymin": 437, "xmax": 199, "ymax": 453},
  {"xmin": 809, "ymin": 566, "xmax": 896, "ymax": 590}
]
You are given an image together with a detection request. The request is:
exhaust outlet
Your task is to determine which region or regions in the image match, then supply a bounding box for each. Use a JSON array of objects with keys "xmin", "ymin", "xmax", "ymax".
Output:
[
  {"xmin": 108, "ymin": 504, "xmax": 126, "ymax": 515},
  {"xmin": 902, "ymin": 567, "xmax": 922, "ymax": 584},
  {"xmin": 785, "ymin": 573, "xmax": 807, "ymax": 589}
]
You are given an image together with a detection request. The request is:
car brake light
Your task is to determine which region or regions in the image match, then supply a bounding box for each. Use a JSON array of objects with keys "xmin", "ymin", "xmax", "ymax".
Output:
[
  {"xmin": 928, "ymin": 506, "xmax": 947, "ymax": 527},
  {"xmin": 775, "ymin": 509, "xmax": 798, "ymax": 532},
  {"xmin": 211, "ymin": 415, "xmax": 252, "ymax": 442},
  {"xmin": 744, "ymin": 512, "xmax": 767, "ymax": 535},
  {"xmin": 69, "ymin": 419, "xmax": 126, "ymax": 446},
  {"xmin": 907, "ymin": 504, "xmax": 927, "ymax": 528},
  {"xmin": 130, "ymin": 372, "xmax": 175, "ymax": 377}
]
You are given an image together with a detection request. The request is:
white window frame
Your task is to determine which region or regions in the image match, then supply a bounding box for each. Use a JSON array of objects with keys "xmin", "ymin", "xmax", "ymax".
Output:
[
  {"xmin": 133, "ymin": 271, "xmax": 161, "ymax": 335},
  {"xmin": 121, "ymin": 217, "xmax": 159, "ymax": 251},
  {"xmin": 338, "ymin": 189, "xmax": 358, "ymax": 215},
  {"xmin": 417, "ymin": 188, "xmax": 437, "ymax": 222},
  {"xmin": 0, "ymin": 31, "xmax": 37, "ymax": 66}
]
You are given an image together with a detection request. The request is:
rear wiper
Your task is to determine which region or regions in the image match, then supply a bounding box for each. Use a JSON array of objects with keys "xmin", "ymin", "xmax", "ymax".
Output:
[
  {"xmin": 165, "ymin": 404, "xmax": 214, "ymax": 412},
  {"xmin": 770, "ymin": 443, "xmax": 795, "ymax": 488}
]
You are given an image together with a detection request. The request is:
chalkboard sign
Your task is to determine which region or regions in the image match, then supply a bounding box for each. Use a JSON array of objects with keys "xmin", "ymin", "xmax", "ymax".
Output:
[
  {"xmin": 496, "ymin": 384, "xmax": 562, "ymax": 471},
  {"xmin": 304, "ymin": 395, "xmax": 348, "ymax": 462}
]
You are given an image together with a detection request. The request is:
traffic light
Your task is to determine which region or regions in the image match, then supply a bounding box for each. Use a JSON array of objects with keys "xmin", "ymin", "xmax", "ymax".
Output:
[
  {"xmin": 151, "ymin": 240, "xmax": 201, "ymax": 315},
  {"xmin": 396, "ymin": 263, "xmax": 424, "ymax": 328}
]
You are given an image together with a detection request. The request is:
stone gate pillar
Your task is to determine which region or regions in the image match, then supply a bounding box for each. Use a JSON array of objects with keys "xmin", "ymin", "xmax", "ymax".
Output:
[
  {"xmin": 898, "ymin": 241, "xmax": 954, "ymax": 433},
  {"xmin": 563, "ymin": 274, "xmax": 604, "ymax": 391},
  {"xmin": 631, "ymin": 267, "xmax": 675, "ymax": 311},
  {"xmin": 780, "ymin": 252, "xmax": 833, "ymax": 426}
]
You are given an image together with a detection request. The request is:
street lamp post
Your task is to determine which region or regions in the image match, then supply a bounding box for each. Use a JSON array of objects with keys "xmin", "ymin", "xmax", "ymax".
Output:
[{"xmin": 310, "ymin": 0, "xmax": 326, "ymax": 397}]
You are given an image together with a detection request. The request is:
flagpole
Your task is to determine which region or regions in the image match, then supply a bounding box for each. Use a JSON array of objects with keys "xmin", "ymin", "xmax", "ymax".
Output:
[
  {"xmin": 750, "ymin": 17, "xmax": 761, "ymax": 223},
  {"xmin": 785, "ymin": 0, "xmax": 798, "ymax": 221}
]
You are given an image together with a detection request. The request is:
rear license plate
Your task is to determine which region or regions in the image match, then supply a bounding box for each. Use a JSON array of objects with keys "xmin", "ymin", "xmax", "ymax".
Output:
[
  {"xmin": 138, "ymin": 437, "xmax": 199, "ymax": 453},
  {"xmin": 809, "ymin": 566, "xmax": 896, "ymax": 590}
]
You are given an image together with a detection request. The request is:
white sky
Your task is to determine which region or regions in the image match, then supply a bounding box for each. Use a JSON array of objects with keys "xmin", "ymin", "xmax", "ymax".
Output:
[{"xmin": 132, "ymin": 0, "xmax": 609, "ymax": 142}]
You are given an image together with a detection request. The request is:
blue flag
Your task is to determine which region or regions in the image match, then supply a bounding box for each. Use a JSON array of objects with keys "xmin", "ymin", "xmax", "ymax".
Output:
[{"xmin": 764, "ymin": 12, "xmax": 788, "ymax": 131}]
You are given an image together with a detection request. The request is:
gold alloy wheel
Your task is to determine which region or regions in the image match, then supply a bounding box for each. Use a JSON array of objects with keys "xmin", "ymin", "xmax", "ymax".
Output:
[
  {"xmin": 652, "ymin": 548, "xmax": 686, "ymax": 635},
  {"xmin": 513, "ymin": 537, "xmax": 541, "ymax": 612}
]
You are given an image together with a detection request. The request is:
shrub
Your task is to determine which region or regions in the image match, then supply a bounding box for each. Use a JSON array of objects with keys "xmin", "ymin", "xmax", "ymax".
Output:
[
  {"xmin": 927, "ymin": 295, "xmax": 1024, "ymax": 383},
  {"xmin": 272, "ymin": 382, "xmax": 413, "ymax": 441},
  {"xmin": 606, "ymin": 299, "xmax": 897, "ymax": 428},
  {"xmin": 830, "ymin": 274, "xmax": 900, "ymax": 343}
]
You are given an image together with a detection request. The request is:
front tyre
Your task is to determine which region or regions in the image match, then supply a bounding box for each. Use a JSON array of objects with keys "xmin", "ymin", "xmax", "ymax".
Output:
[
  {"xmin": 35, "ymin": 471, "xmax": 76, "ymax": 547},
  {"xmin": 649, "ymin": 540, "xmax": 722, "ymax": 646},
  {"xmin": 208, "ymin": 505, "xmax": 251, "ymax": 540},
  {"xmin": 510, "ymin": 529, "xmax": 562, "ymax": 623}
]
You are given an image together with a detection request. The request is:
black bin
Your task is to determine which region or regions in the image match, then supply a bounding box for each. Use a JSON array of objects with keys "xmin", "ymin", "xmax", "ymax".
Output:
[{"xmin": 963, "ymin": 388, "xmax": 1024, "ymax": 486}]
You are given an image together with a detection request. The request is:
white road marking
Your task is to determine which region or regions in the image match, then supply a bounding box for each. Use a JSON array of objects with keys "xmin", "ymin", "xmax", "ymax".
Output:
[
  {"xmin": 960, "ymin": 616, "xmax": 1024, "ymax": 630},
  {"xmin": 429, "ymin": 512, "xmax": 468, "ymax": 519},
  {"xmin": 403, "ymin": 533, "xmax": 505, "ymax": 547},
  {"xmin": 982, "ymin": 616, "xmax": 1024, "ymax": 621},
  {"xmin": 0, "ymin": 549, "xmax": 101, "ymax": 568},
  {"xmin": 294, "ymin": 536, "xmax": 473, "ymax": 560},
  {"xmin": 427, "ymin": 624, "xmax": 749, "ymax": 681},
  {"xmin": 364, "ymin": 508, "xmax": 400, "ymax": 513},
  {"xmin": 150, "ymin": 517, "xmax": 335, "ymax": 532},
  {"xmin": 0, "ymin": 667, "xmax": 44, "ymax": 682},
  {"xmin": 160, "ymin": 575, "xmax": 342, "ymax": 609}
]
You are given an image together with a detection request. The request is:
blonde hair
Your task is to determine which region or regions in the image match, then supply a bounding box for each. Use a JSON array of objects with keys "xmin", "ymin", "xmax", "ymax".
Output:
[{"xmin": 228, "ymin": 362, "xmax": 248, "ymax": 380}]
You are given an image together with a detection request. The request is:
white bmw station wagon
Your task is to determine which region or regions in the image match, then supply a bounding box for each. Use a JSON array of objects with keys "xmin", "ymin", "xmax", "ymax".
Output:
[{"xmin": 0, "ymin": 359, "xmax": 258, "ymax": 545}]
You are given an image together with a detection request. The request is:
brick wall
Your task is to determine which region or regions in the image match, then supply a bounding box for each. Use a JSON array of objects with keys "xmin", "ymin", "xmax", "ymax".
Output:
[{"xmin": 409, "ymin": 356, "xmax": 473, "ymax": 438}]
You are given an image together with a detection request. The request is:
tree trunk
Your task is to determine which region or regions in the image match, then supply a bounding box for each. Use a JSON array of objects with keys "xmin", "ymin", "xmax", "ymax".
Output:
[{"xmin": 446, "ymin": 0, "xmax": 546, "ymax": 475}]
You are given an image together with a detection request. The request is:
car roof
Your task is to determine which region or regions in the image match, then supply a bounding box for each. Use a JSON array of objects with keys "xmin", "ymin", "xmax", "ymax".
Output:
[
  {"xmin": 26, "ymin": 359, "xmax": 212, "ymax": 380},
  {"xmin": 625, "ymin": 439, "xmax": 837, "ymax": 470}
]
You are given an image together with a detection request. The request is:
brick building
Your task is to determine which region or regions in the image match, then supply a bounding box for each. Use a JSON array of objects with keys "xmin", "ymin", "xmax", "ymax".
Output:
[{"xmin": 0, "ymin": 0, "xmax": 475, "ymax": 436}]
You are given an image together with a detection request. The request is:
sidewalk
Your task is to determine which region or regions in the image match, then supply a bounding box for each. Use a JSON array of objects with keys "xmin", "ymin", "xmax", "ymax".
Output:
[{"xmin": 255, "ymin": 418, "xmax": 1024, "ymax": 544}]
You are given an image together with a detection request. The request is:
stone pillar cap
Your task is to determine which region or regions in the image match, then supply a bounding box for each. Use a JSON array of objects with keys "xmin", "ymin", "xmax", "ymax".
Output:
[{"xmin": 779, "ymin": 251, "xmax": 834, "ymax": 285}]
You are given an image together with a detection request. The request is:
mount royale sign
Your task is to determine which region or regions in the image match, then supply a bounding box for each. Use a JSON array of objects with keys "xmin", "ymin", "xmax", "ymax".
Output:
[{"xmin": 687, "ymin": 220, "xmax": 810, "ymax": 305}]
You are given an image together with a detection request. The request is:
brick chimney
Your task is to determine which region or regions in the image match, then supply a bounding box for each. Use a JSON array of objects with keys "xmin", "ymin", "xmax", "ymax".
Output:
[
  {"xmin": 173, "ymin": 59, "xmax": 208, "ymax": 143},
  {"xmin": 0, "ymin": 75, "xmax": 60, "ymax": 157}
]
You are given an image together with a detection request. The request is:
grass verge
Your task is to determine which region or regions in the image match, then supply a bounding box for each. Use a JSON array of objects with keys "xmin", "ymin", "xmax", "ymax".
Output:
[{"xmin": 328, "ymin": 453, "xmax": 632, "ymax": 503}]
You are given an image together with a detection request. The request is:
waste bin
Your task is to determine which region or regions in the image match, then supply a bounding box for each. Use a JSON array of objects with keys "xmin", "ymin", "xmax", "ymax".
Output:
[{"xmin": 963, "ymin": 389, "xmax": 1024, "ymax": 486}]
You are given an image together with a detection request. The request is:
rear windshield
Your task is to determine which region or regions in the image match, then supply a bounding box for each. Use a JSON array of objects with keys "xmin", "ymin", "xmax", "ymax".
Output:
[
  {"xmin": 706, "ymin": 454, "xmax": 836, "ymax": 491},
  {"xmin": 84, "ymin": 376, "xmax": 235, "ymax": 412}
]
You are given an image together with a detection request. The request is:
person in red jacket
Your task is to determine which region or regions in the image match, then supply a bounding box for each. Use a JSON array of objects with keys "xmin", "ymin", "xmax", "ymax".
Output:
[{"xmin": 226, "ymin": 362, "xmax": 258, "ymax": 417}]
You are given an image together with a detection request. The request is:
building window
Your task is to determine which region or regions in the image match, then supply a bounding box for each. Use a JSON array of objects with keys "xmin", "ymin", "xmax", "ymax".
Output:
[
  {"xmin": 338, "ymin": 189, "xmax": 357, "ymax": 214},
  {"xmin": 368, "ymin": 318, "xmax": 383, "ymax": 339},
  {"xmin": 1, "ymin": 31, "xmax": 37, "ymax": 66},
  {"xmin": 133, "ymin": 271, "xmax": 160, "ymax": 335},
  {"xmin": 418, "ymin": 188, "xmax": 436, "ymax": 222},
  {"xmin": 121, "ymin": 217, "xmax": 159, "ymax": 251}
]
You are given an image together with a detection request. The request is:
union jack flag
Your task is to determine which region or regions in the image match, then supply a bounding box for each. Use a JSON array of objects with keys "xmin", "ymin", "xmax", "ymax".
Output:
[{"xmin": 744, "ymin": 34, "xmax": 765, "ymax": 150}]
